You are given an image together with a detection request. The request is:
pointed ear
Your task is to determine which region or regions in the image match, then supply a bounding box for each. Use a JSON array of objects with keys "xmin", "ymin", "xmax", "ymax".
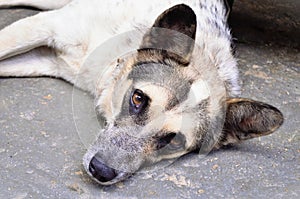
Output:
[
  {"xmin": 217, "ymin": 98, "xmax": 284, "ymax": 147},
  {"xmin": 139, "ymin": 4, "xmax": 197, "ymax": 65}
]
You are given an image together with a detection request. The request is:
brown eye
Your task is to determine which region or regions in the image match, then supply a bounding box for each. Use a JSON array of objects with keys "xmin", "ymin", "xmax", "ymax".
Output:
[
  {"xmin": 129, "ymin": 89, "xmax": 149, "ymax": 115},
  {"xmin": 132, "ymin": 91, "xmax": 144, "ymax": 107}
]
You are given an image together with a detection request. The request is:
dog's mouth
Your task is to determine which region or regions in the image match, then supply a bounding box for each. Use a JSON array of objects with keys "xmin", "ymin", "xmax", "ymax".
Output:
[{"xmin": 87, "ymin": 156, "xmax": 133, "ymax": 185}]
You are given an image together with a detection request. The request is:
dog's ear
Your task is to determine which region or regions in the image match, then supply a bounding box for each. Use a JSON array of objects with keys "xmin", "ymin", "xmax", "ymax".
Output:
[
  {"xmin": 217, "ymin": 98, "xmax": 284, "ymax": 147},
  {"xmin": 139, "ymin": 4, "xmax": 197, "ymax": 65}
]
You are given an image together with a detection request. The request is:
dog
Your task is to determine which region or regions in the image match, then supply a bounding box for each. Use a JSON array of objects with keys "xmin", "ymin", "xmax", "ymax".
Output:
[{"xmin": 0, "ymin": 0, "xmax": 283, "ymax": 185}]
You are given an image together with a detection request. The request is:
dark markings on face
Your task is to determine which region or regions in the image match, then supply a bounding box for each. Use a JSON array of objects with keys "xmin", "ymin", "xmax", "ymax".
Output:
[
  {"xmin": 129, "ymin": 89, "xmax": 151, "ymax": 126},
  {"xmin": 115, "ymin": 85, "xmax": 150, "ymax": 126}
]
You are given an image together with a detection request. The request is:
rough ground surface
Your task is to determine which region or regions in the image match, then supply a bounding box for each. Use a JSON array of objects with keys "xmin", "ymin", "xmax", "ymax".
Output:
[{"xmin": 0, "ymin": 1, "xmax": 299, "ymax": 198}]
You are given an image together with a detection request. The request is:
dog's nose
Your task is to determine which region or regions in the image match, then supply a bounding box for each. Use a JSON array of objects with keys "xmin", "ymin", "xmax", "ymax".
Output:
[{"xmin": 89, "ymin": 156, "xmax": 117, "ymax": 182}]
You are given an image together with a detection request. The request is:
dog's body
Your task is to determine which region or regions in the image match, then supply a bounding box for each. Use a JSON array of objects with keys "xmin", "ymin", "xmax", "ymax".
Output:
[
  {"xmin": 0, "ymin": 0, "xmax": 239, "ymax": 95},
  {"xmin": 0, "ymin": 0, "xmax": 283, "ymax": 185}
]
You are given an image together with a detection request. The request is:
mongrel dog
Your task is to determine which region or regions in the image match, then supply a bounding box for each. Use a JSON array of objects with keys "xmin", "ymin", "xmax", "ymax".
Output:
[{"xmin": 0, "ymin": 0, "xmax": 283, "ymax": 185}]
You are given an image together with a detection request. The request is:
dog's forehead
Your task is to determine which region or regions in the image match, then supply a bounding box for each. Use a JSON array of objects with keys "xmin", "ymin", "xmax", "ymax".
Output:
[
  {"xmin": 128, "ymin": 62, "xmax": 192, "ymax": 108},
  {"xmin": 128, "ymin": 62, "xmax": 183, "ymax": 84}
]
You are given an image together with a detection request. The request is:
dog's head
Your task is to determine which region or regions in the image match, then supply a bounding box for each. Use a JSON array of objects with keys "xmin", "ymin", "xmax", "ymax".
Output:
[{"xmin": 82, "ymin": 4, "xmax": 283, "ymax": 185}]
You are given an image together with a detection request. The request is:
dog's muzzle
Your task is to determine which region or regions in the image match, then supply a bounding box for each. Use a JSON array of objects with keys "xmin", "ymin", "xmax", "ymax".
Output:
[{"xmin": 83, "ymin": 126, "xmax": 147, "ymax": 185}]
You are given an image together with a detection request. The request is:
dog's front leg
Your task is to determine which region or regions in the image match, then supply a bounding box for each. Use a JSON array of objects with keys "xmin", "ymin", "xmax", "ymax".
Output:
[
  {"xmin": 0, "ymin": 12, "xmax": 56, "ymax": 61},
  {"xmin": 0, "ymin": 0, "xmax": 72, "ymax": 10},
  {"xmin": 0, "ymin": 9, "xmax": 78, "ymax": 80},
  {"xmin": 0, "ymin": 46, "xmax": 69, "ymax": 77},
  {"xmin": 0, "ymin": 6, "xmax": 96, "ymax": 92}
]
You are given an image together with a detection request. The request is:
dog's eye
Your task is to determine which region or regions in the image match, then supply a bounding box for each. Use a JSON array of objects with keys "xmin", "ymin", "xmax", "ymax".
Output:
[
  {"xmin": 156, "ymin": 133, "xmax": 176, "ymax": 150},
  {"xmin": 156, "ymin": 133, "xmax": 185, "ymax": 151},
  {"xmin": 132, "ymin": 90, "xmax": 144, "ymax": 107},
  {"xmin": 169, "ymin": 135, "xmax": 184, "ymax": 150},
  {"xmin": 129, "ymin": 89, "xmax": 149, "ymax": 114}
]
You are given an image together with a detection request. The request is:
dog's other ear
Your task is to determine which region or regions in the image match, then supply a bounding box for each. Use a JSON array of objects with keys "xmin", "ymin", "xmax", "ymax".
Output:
[
  {"xmin": 217, "ymin": 98, "xmax": 284, "ymax": 147},
  {"xmin": 139, "ymin": 4, "xmax": 197, "ymax": 65}
]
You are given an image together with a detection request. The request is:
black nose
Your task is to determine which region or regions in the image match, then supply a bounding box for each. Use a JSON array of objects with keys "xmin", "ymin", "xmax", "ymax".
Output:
[{"xmin": 89, "ymin": 156, "xmax": 118, "ymax": 182}]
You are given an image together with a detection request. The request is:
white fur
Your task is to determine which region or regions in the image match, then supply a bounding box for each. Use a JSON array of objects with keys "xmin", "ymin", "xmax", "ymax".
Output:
[
  {"xmin": 187, "ymin": 79, "xmax": 210, "ymax": 106},
  {"xmin": 0, "ymin": 0, "xmax": 240, "ymax": 97},
  {"xmin": 0, "ymin": 0, "xmax": 72, "ymax": 10}
]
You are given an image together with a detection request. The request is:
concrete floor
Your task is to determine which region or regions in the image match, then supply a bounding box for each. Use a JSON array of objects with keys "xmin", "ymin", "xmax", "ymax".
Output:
[{"xmin": 0, "ymin": 1, "xmax": 299, "ymax": 198}]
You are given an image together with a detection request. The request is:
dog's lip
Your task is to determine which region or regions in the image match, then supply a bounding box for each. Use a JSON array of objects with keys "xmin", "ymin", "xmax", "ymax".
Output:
[{"xmin": 90, "ymin": 170, "xmax": 132, "ymax": 186}]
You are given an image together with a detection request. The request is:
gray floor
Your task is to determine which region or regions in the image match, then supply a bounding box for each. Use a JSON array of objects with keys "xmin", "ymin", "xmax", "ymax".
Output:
[{"xmin": 0, "ymin": 1, "xmax": 299, "ymax": 199}]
